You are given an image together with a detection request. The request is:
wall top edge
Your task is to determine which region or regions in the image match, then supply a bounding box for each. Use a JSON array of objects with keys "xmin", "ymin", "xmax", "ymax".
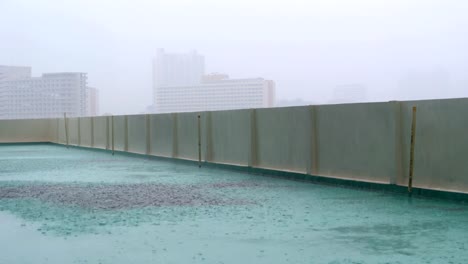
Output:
[{"xmin": 2, "ymin": 97, "xmax": 467, "ymax": 122}]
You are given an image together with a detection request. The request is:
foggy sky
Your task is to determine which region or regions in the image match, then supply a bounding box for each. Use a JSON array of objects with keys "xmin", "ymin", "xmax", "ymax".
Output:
[{"xmin": 1, "ymin": 0, "xmax": 467, "ymax": 115}]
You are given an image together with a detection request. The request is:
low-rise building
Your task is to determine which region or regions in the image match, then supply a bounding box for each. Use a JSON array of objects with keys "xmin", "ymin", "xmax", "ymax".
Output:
[
  {"xmin": 155, "ymin": 77, "xmax": 275, "ymax": 113},
  {"xmin": 0, "ymin": 66, "xmax": 96, "ymax": 119}
]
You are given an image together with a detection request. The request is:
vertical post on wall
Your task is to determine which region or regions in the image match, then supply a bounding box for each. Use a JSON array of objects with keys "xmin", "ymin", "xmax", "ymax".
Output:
[
  {"xmin": 408, "ymin": 106, "xmax": 417, "ymax": 194},
  {"xmin": 106, "ymin": 116, "xmax": 110, "ymax": 150},
  {"xmin": 197, "ymin": 114, "xmax": 202, "ymax": 168},
  {"xmin": 146, "ymin": 114, "xmax": 151, "ymax": 155},
  {"xmin": 172, "ymin": 113, "xmax": 178, "ymax": 158},
  {"xmin": 312, "ymin": 106, "xmax": 319, "ymax": 175},
  {"xmin": 204, "ymin": 111, "xmax": 212, "ymax": 162},
  {"xmin": 77, "ymin": 117, "xmax": 81, "ymax": 146},
  {"xmin": 248, "ymin": 109, "xmax": 257, "ymax": 168},
  {"xmin": 56, "ymin": 118, "xmax": 59, "ymax": 143},
  {"xmin": 306, "ymin": 105, "xmax": 319, "ymax": 175},
  {"xmin": 64, "ymin": 113, "xmax": 69, "ymax": 148},
  {"xmin": 124, "ymin": 115, "xmax": 129, "ymax": 152},
  {"xmin": 111, "ymin": 115, "xmax": 115, "ymax": 155},
  {"xmin": 90, "ymin": 116, "xmax": 95, "ymax": 147},
  {"xmin": 392, "ymin": 101, "xmax": 403, "ymax": 185}
]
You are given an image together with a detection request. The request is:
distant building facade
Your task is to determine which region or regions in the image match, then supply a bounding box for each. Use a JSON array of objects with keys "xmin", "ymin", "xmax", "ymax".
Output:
[
  {"xmin": 0, "ymin": 66, "xmax": 97, "ymax": 119},
  {"xmin": 155, "ymin": 78, "xmax": 275, "ymax": 113},
  {"xmin": 0, "ymin": 65, "xmax": 31, "ymax": 81},
  {"xmin": 202, "ymin": 73, "xmax": 229, "ymax": 82},
  {"xmin": 86, "ymin": 87, "xmax": 99, "ymax": 116},
  {"xmin": 152, "ymin": 49, "xmax": 275, "ymax": 113},
  {"xmin": 0, "ymin": 66, "xmax": 32, "ymax": 119},
  {"xmin": 153, "ymin": 49, "xmax": 205, "ymax": 97}
]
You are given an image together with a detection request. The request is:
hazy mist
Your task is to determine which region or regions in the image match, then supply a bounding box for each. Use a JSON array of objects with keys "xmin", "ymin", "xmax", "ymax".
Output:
[{"xmin": 1, "ymin": 0, "xmax": 467, "ymax": 114}]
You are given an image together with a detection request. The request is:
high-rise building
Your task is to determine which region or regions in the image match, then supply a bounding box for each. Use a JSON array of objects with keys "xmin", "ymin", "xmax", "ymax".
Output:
[
  {"xmin": 0, "ymin": 67, "xmax": 95, "ymax": 119},
  {"xmin": 0, "ymin": 65, "xmax": 31, "ymax": 81},
  {"xmin": 155, "ymin": 77, "xmax": 275, "ymax": 113},
  {"xmin": 0, "ymin": 66, "xmax": 32, "ymax": 118},
  {"xmin": 153, "ymin": 49, "xmax": 205, "ymax": 101},
  {"xmin": 152, "ymin": 49, "xmax": 276, "ymax": 113},
  {"xmin": 86, "ymin": 87, "xmax": 99, "ymax": 116}
]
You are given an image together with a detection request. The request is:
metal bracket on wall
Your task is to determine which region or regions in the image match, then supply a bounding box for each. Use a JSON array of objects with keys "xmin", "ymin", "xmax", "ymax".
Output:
[
  {"xmin": 111, "ymin": 116, "xmax": 115, "ymax": 155},
  {"xmin": 408, "ymin": 106, "xmax": 417, "ymax": 194},
  {"xmin": 77, "ymin": 117, "xmax": 81, "ymax": 146},
  {"xmin": 197, "ymin": 114, "xmax": 202, "ymax": 168},
  {"xmin": 64, "ymin": 112, "xmax": 69, "ymax": 149},
  {"xmin": 124, "ymin": 115, "xmax": 129, "ymax": 152},
  {"xmin": 146, "ymin": 114, "xmax": 151, "ymax": 155}
]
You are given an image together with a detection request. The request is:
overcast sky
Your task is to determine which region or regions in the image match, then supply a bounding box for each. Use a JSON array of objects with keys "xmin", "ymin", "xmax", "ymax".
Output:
[{"xmin": 1, "ymin": 0, "xmax": 467, "ymax": 114}]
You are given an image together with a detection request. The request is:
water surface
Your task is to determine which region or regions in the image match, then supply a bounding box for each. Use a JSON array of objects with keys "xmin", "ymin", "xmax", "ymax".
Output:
[{"xmin": 0, "ymin": 144, "xmax": 467, "ymax": 263}]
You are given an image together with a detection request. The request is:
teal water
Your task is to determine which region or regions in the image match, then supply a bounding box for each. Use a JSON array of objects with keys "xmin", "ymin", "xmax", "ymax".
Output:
[{"xmin": 0, "ymin": 144, "xmax": 467, "ymax": 264}]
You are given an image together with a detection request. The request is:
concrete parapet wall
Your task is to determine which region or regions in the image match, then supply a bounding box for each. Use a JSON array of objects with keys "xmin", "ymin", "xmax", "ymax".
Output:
[
  {"xmin": 176, "ymin": 112, "xmax": 199, "ymax": 160},
  {"xmin": 150, "ymin": 113, "xmax": 174, "ymax": 157},
  {"xmin": 112, "ymin": 116, "xmax": 126, "ymax": 151},
  {"xmin": 48, "ymin": 119, "xmax": 58, "ymax": 143},
  {"xmin": 79, "ymin": 117, "xmax": 93, "ymax": 147},
  {"xmin": 57, "ymin": 118, "xmax": 66, "ymax": 144},
  {"xmin": 256, "ymin": 106, "xmax": 311, "ymax": 173},
  {"xmin": 0, "ymin": 119, "xmax": 53, "ymax": 143},
  {"xmin": 2, "ymin": 97, "xmax": 468, "ymax": 195},
  {"xmin": 316, "ymin": 102, "xmax": 397, "ymax": 183},
  {"xmin": 127, "ymin": 115, "xmax": 146, "ymax": 154},
  {"xmin": 209, "ymin": 109, "xmax": 250, "ymax": 165},
  {"xmin": 400, "ymin": 98, "xmax": 468, "ymax": 193},
  {"xmin": 93, "ymin": 116, "xmax": 108, "ymax": 150},
  {"xmin": 68, "ymin": 118, "xmax": 79, "ymax": 145}
]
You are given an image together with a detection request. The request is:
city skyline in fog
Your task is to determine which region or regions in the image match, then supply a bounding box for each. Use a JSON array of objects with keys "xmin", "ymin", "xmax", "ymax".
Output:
[{"xmin": 1, "ymin": 0, "xmax": 467, "ymax": 115}]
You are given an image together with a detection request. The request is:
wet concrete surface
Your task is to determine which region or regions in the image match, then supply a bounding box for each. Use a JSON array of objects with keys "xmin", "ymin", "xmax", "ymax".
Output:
[
  {"xmin": 0, "ymin": 183, "xmax": 252, "ymax": 209},
  {"xmin": 1, "ymin": 144, "xmax": 468, "ymax": 264}
]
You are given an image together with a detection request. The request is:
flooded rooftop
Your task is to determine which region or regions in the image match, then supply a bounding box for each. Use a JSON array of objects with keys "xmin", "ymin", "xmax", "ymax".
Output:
[{"xmin": 0, "ymin": 144, "xmax": 467, "ymax": 264}]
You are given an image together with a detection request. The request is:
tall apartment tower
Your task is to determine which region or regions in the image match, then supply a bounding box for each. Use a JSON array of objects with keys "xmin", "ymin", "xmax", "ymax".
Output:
[
  {"xmin": 153, "ymin": 49, "xmax": 205, "ymax": 104},
  {"xmin": 0, "ymin": 65, "xmax": 31, "ymax": 81},
  {"xmin": 151, "ymin": 50, "xmax": 275, "ymax": 113},
  {"xmin": 0, "ymin": 66, "xmax": 32, "ymax": 119}
]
